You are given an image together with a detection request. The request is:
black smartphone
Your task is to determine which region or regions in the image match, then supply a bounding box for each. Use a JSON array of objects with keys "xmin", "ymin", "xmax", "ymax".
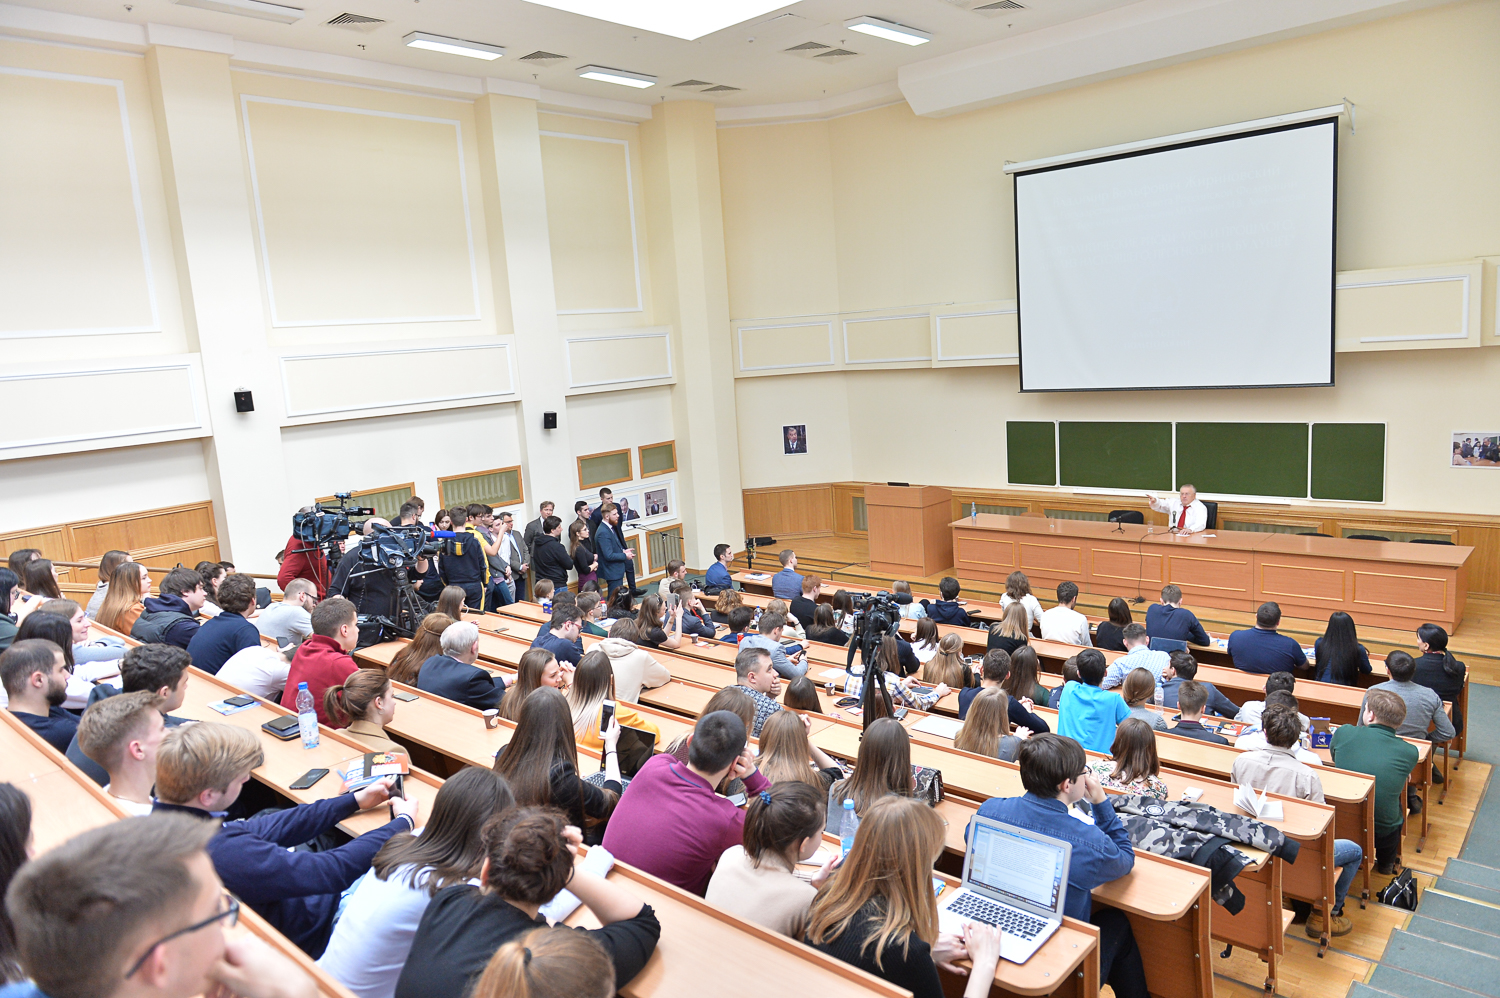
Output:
[
  {"xmin": 289, "ymin": 768, "xmax": 328, "ymax": 790},
  {"xmin": 261, "ymin": 715, "xmax": 301, "ymax": 740},
  {"xmin": 224, "ymin": 694, "xmax": 255, "ymax": 707},
  {"xmin": 600, "ymin": 699, "xmax": 616, "ymax": 730},
  {"xmin": 893, "ymin": 707, "xmax": 909, "ymax": 721},
  {"xmin": 392, "ymin": 691, "xmax": 420, "ymax": 702},
  {"xmin": 391, "ymin": 774, "xmax": 405, "ymax": 799}
]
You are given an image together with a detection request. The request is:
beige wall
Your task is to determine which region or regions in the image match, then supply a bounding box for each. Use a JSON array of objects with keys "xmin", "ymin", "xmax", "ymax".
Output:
[{"xmin": 721, "ymin": 1, "xmax": 1500, "ymax": 515}]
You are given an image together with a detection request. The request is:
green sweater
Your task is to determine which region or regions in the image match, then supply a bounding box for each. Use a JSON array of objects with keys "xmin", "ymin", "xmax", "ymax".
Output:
[{"xmin": 1331, "ymin": 722, "xmax": 1419, "ymax": 835}]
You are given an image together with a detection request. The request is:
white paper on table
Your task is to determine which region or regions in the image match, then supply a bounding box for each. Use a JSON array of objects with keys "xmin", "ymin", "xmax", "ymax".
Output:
[
  {"xmin": 743, "ymin": 573, "xmax": 771, "ymax": 580},
  {"xmin": 540, "ymin": 845, "xmax": 615, "ymax": 923},
  {"xmin": 818, "ymin": 668, "xmax": 847, "ymax": 681},
  {"xmin": 910, "ymin": 715, "xmax": 963, "ymax": 740}
]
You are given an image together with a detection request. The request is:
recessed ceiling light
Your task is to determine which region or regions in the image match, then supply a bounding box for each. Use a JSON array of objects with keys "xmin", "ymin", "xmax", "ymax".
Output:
[
  {"xmin": 522, "ymin": 0, "xmax": 791, "ymax": 41},
  {"xmin": 403, "ymin": 31, "xmax": 505, "ymax": 60},
  {"xmin": 576, "ymin": 65, "xmax": 656, "ymax": 88},
  {"xmin": 844, "ymin": 15, "xmax": 931, "ymax": 45},
  {"xmin": 171, "ymin": 0, "xmax": 303, "ymax": 23}
]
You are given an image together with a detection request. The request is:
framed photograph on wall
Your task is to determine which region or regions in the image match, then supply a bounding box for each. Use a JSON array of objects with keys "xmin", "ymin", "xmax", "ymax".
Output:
[
  {"xmin": 1452, "ymin": 431, "xmax": 1500, "ymax": 467},
  {"xmin": 783, "ymin": 424, "xmax": 808, "ymax": 455},
  {"xmin": 642, "ymin": 483, "xmax": 674, "ymax": 520}
]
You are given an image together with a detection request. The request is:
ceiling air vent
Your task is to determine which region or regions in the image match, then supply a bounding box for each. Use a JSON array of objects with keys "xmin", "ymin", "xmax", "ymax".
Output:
[
  {"xmin": 673, "ymin": 79, "xmax": 713, "ymax": 88},
  {"xmin": 520, "ymin": 50, "xmax": 568, "ymax": 65},
  {"xmin": 326, "ymin": 11, "xmax": 384, "ymax": 31},
  {"xmin": 973, "ymin": 0, "xmax": 1026, "ymax": 13},
  {"xmin": 812, "ymin": 47, "xmax": 860, "ymax": 62},
  {"xmin": 702, "ymin": 85, "xmax": 740, "ymax": 92},
  {"xmin": 784, "ymin": 41, "xmax": 832, "ymax": 56}
]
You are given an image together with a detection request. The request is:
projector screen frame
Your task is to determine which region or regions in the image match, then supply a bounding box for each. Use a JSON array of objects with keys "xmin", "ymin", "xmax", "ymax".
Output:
[{"xmin": 1011, "ymin": 114, "xmax": 1340, "ymax": 394}]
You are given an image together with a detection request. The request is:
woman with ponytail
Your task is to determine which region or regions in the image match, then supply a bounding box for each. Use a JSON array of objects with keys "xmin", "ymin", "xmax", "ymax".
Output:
[
  {"xmin": 472, "ymin": 927, "xmax": 616, "ymax": 998},
  {"xmin": 324, "ymin": 668, "xmax": 398, "ymax": 750},
  {"xmin": 1413, "ymin": 622, "xmax": 1467, "ymax": 733},
  {"xmin": 706, "ymin": 782, "xmax": 833, "ymax": 935},
  {"xmin": 395, "ymin": 807, "xmax": 661, "ymax": 998}
]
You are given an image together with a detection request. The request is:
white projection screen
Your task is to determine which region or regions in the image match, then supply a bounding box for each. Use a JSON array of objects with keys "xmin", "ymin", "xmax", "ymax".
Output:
[{"xmin": 1014, "ymin": 118, "xmax": 1337, "ymax": 391}]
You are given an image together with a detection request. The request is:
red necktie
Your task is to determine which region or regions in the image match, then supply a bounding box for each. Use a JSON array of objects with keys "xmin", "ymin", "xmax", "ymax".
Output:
[{"xmin": 1177, "ymin": 507, "xmax": 1188, "ymax": 531}]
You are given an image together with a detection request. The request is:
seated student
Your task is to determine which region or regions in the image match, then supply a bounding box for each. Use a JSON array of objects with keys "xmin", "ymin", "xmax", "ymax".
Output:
[
  {"xmin": 831, "ymin": 590, "xmax": 857, "ymax": 636},
  {"xmin": 807, "ymin": 795, "xmax": 1004, "ymax": 998},
  {"xmin": 954, "ymin": 687, "xmax": 1030, "ymax": 761},
  {"xmin": 669, "ymin": 580, "xmax": 718, "ymax": 640},
  {"xmin": 1095, "ymin": 597, "xmax": 1133, "ymax": 652},
  {"xmin": 1121, "ymin": 667, "xmax": 1168, "ymax": 731},
  {"xmin": 710, "ymin": 588, "xmax": 743, "ymax": 626},
  {"xmin": 70, "ymin": 642, "xmax": 193, "ymax": 784},
  {"xmin": 497, "ymin": 649, "xmax": 564, "ymax": 721},
  {"xmin": 655, "ymin": 559, "xmax": 688, "ymax": 597},
  {"xmin": 575, "ymin": 591, "xmax": 609, "ymax": 637},
  {"xmin": 1235, "ymin": 672, "xmax": 1310, "ymax": 730},
  {"xmin": 847, "ymin": 636, "xmax": 950, "ymax": 712},
  {"xmin": 722, "ymin": 605, "xmax": 756, "ymax": 645},
  {"xmin": 1333, "ymin": 690, "xmax": 1419, "ymax": 874},
  {"xmin": 634, "ymin": 594, "xmax": 684, "ymax": 651},
  {"xmin": 216, "ymin": 641, "xmax": 294, "ymax": 702},
  {"xmin": 740, "ymin": 611, "xmax": 805, "ymax": 680},
  {"xmin": 771, "ymin": 549, "xmax": 804, "ymax": 600},
  {"xmin": 131, "ymin": 566, "xmax": 207, "ymax": 649},
  {"xmin": 921, "ymin": 632, "xmax": 972, "ymax": 690},
  {"xmin": 922, "ymin": 576, "xmax": 977, "ymax": 626},
  {"xmin": 153, "ymin": 721, "xmax": 419, "ymax": 957},
  {"xmin": 1048, "ymin": 656, "xmax": 1080, "ymax": 709},
  {"xmin": 566, "ymin": 649, "xmax": 661, "ymax": 752},
  {"xmin": 1232, "ymin": 705, "xmax": 1363, "ymax": 938},
  {"xmin": 186, "ymin": 574, "xmax": 261, "ymax": 675},
  {"xmin": 1233, "ymin": 691, "xmax": 1322, "ymax": 765},
  {"xmin": 957, "ymin": 650, "xmax": 1049, "ymax": 733},
  {"xmin": 493, "ymin": 688, "xmax": 619, "ymax": 843},
  {"xmin": 0, "ymin": 639, "xmax": 77, "ymax": 752},
  {"xmin": 75, "ymin": 690, "xmax": 165, "ymax": 815},
  {"xmin": 257, "ymin": 578, "xmax": 318, "ymax": 643},
  {"xmin": 1089, "ymin": 718, "xmax": 1168, "ymax": 798},
  {"xmin": 1362, "ymin": 649, "xmax": 1454, "ymax": 744},
  {"xmin": 387, "ymin": 616, "xmax": 452, "ymax": 688},
  {"xmin": 15, "ymin": 559, "xmax": 62, "ymax": 624},
  {"xmin": 395, "ymin": 807, "xmax": 660, "ymax": 998},
  {"xmin": 1004, "ymin": 645, "xmax": 1052, "ymax": 705},
  {"xmin": 973, "ymin": 734, "xmax": 1147, "ymax": 998},
  {"xmin": 1039, "ymin": 581, "xmax": 1092, "ymax": 646},
  {"xmin": 806, "ymin": 603, "xmax": 850, "ymax": 647},
  {"xmin": 280, "ymin": 597, "xmax": 360, "ymax": 726},
  {"xmin": 986, "ymin": 602, "xmax": 1031, "ymax": 655},
  {"xmin": 704, "ymin": 543, "xmax": 735, "ymax": 594},
  {"xmin": 734, "ymin": 645, "xmax": 784, "ymax": 737},
  {"xmin": 1168, "ymin": 681, "xmax": 1230, "ymax": 744},
  {"xmin": 20, "ymin": 606, "xmax": 122, "ymax": 710},
  {"xmin": 83, "ymin": 549, "xmax": 129, "ymax": 619},
  {"xmin": 602, "ymin": 584, "xmax": 634, "ymax": 620},
  {"xmin": 325, "ymin": 669, "xmax": 399, "ymax": 752},
  {"xmin": 765, "ymin": 598, "xmax": 806, "ymax": 644},
  {"xmin": 418, "ymin": 620, "xmax": 507, "ymax": 711},
  {"xmin": 1159, "ymin": 651, "xmax": 1238, "ymax": 718},
  {"xmin": 95, "ymin": 560, "xmax": 152, "ymax": 637},
  {"xmin": 782, "ymin": 675, "xmax": 823, "ymax": 713},
  {"xmin": 824, "ymin": 717, "xmax": 913, "ymax": 831},
  {"xmin": 1102, "ymin": 623, "xmax": 1170, "ymax": 689},
  {"xmin": 0, "ymin": 567, "xmax": 24, "ymax": 652},
  {"xmin": 8, "ymin": 813, "xmax": 318, "ymax": 998},
  {"xmin": 789, "ymin": 576, "xmax": 821, "ymax": 630},
  {"xmin": 1227, "ymin": 602, "xmax": 1308, "ymax": 674},
  {"xmin": 530, "ymin": 605, "xmax": 584, "ymax": 666},
  {"xmin": 435, "ymin": 584, "xmax": 469, "ymax": 623},
  {"xmin": 892, "ymin": 580, "xmax": 926, "ymax": 619},
  {"xmin": 1055, "ymin": 648, "xmax": 1128, "ymax": 754},
  {"xmin": 319, "ymin": 768, "xmax": 514, "ymax": 998},
  {"xmin": 1412, "ymin": 622, "xmax": 1466, "ymax": 734},
  {"xmin": 999, "ymin": 570, "xmax": 1044, "ymax": 629},
  {"xmin": 196, "ymin": 562, "xmax": 227, "ymax": 617},
  {"xmin": 602, "ymin": 710, "xmax": 769, "ymax": 895},
  {"xmin": 471, "ymin": 927, "xmax": 620, "ymax": 998},
  {"xmin": 1144, "ymin": 585, "xmax": 1211, "ymax": 646},
  {"xmin": 1312, "ymin": 611, "xmax": 1371, "ymax": 685},
  {"xmin": 593, "ymin": 618, "xmax": 669, "ymax": 704},
  {"xmin": 758, "ymin": 708, "xmax": 843, "ymax": 789},
  {"xmin": 657, "ymin": 689, "xmax": 757, "ymax": 808},
  {"xmin": 908, "ymin": 617, "xmax": 939, "ymax": 662},
  {"xmin": 707, "ymin": 782, "xmax": 834, "ymax": 935}
]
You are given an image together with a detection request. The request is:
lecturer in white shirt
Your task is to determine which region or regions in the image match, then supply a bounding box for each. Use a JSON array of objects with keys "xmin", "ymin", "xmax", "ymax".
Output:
[{"xmin": 1148, "ymin": 484, "xmax": 1208, "ymax": 535}]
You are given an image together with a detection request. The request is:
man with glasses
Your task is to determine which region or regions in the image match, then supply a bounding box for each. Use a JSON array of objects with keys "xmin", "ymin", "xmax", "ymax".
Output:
[
  {"xmin": 0, "ymin": 638, "xmax": 78, "ymax": 752},
  {"xmin": 4, "ymin": 812, "xmax": 315, "ymax": 998},
  {"xmin": 152, "ymin": 721, "xmax": 420, "ymax": 958},
  {"xmin": 495, "ymin": 510, "xmax": 528, "ymax": 603}
]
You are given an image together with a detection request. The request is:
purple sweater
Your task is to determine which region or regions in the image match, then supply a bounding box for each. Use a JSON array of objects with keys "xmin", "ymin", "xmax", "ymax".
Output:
[{"xmin": 602, "ymin": 753, "xmax": 769, "ymax": 896}]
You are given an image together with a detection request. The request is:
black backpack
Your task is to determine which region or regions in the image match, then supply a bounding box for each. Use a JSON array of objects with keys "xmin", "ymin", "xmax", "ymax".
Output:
[{"xmin": 1377, "ymin": 868, "xmax": 1418, "ymax": 911}]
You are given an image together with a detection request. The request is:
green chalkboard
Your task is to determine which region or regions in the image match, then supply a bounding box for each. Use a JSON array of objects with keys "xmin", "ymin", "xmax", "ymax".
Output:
[
  {"xmin": 1176, "ymin": 423, "xmax": 1309, "ymax": 498},
  {"xmin": 1311, "ymin": 423, "xmax": 1385, "ymax": 501},
  {"xmin": 1006, "ymin": 422, "xmax": 1056, "ymax": 486},
  {"xmin": 1058, "ymin": 422, "xmax": 1172, "ymax": 491}
]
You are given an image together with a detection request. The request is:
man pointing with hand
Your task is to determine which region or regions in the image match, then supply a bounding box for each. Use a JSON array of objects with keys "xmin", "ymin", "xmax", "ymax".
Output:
[{"xmin": 1149, "ymin": 483, "xmax": 1207, "ymax": 535}]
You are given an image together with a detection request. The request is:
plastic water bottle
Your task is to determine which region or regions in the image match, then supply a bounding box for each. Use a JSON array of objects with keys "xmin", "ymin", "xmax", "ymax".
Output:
[
  {"xmin": 839, "ymin": 799, "xmax": 859, "ymax": 858},
  {"xmin": 295, "ymin": 682, "xmax": 319, "ymax": 750},
  {"xmin": 1153, "ymin": 682, "xmax": 1165, "ymax": 709}
]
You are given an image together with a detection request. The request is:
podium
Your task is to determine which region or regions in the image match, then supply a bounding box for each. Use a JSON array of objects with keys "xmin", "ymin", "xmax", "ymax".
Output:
[{"xmin": 866, "ymin": 485, "xmax": 954, "ymax": 579}]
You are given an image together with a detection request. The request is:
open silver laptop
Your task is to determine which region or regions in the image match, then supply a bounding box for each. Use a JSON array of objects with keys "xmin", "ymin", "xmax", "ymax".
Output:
[{"xmin": 938, "ymin": 816, "xmax": 1072, "ymax": 965}]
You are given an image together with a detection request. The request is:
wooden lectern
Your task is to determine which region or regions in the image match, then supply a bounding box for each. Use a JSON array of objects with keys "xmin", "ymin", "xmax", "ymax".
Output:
[{"xmin": 866, "ymin": 485, "xmax": 954, "ymax": 579}]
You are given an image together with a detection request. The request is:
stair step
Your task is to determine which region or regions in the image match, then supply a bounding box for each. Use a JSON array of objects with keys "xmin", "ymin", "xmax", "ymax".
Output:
[
  {"xmin": 1434, "ymin": 878, "xmax": 1500, "ymax": 908},
  {"xmin": 1420, "ymin": 892, "xmax": 1500, "ymax": 938},
  {"xmin": 1407, "ymin": 915, "xmax": 1500, "ymax": 953},
  {"xmin": 1347, "ymin": 983, "xmax": 1403, "ymax": 998},
  {"xmin": 1369, "ymin": 965, "xmax": 1495, "ymax": 998},
  {"xmin": 1380, "ymin": 929, "xmax": 1500, "ymax": 996},
  {"xmin": 1444, "ymin": 859, "xmax": 1500, "ymax": 893}
]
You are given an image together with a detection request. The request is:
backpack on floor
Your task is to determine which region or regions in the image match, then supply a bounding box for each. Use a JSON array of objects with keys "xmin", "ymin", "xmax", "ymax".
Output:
[{"xmin": 1377, "ymin": 868, "xmax": 1418, "ymax": 911}]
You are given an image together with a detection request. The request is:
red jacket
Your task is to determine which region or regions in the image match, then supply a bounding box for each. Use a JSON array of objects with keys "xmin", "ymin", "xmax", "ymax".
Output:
[
  {"xmin": 277, "ymin": 536, "xmax": 330, "ymax": 600},
  {"xmin": 280, "ymin": 634, "xmax": 356, "ymax": 727}
]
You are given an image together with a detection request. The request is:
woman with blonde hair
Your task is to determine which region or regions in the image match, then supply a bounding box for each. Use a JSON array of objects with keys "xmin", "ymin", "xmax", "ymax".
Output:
[
  {"xmin": 388, "ymin": 613, "xmax": 455, "ymax": 685},
  {"xmin": 471, "ymin": 927, "xmax": 616, "ymax": 998},
  {"xmin": 953, "ymin": 687, "xmax": 1028, "ymax": 761},
  {"xmin": 1121, "ymin": 667, "xmax": 1167, "ymax": 731},
  {"xmin": 565, "ymin": 648, "xmax": 660, "ymax": 751},
  {"xmin": 825, "ymin": 717, "xmax": 913, "ymax": 831},
  {"xmin": 921, "ymin": 632, "xmax": 971, "ymax": 690},
  {"xmin": 497, "ymin": 648, "xmax": 565, "ymax": 721},
  {"xmin": 758, "ymin": 709, "xmax": 843, "ymax": 789},
  {"xmin": 893, "ymin": 580, "xmax": 926, "ymax": 620},
  {"xmin": 805, "ymin": 796, "xmax": 1002, "ymax": 998},
  {"xmin": 96, "ymin": 561, "xmax": 150, "ymax": 635},
  {"xmin": 711, "ymin": 588, "xmax": 744, "ymax": 625},
  {"xmin": 765, "ymin": 598, "xmax": 806, "ymax": 643},
  {"xmin": 324, "ymin": 668, "xmax": 399, "ymax": 750},
  {"xmin": 999, "ymin": 570, "xmax": 1042, "ymax": 629},
  {"xmin": 986, "ymin": 601, "xmax": 1031, "ymax": 655},
  {"xmin": 1089, "ymin": 717, "xmax": 1168, "ymax": 798}
]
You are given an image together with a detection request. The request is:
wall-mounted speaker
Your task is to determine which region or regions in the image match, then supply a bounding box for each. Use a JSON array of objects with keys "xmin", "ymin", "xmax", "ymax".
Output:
[
  {"xmin": 233, "ymin": 390, "xmax": 254, "ymax": 413},
  {"xmin": 543, "ymin": 411, "xmax": 558, "ymax": 429}
]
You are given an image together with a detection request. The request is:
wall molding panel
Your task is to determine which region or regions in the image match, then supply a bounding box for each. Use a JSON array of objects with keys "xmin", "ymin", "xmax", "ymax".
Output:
[
  {"xmin": 935, "ymin": 306, "xmax": 1019, "ymax": 365},
  {"xmin": 842, "ymin": 313, "xmax": 932, "ymax": 365},
  {"xmin": 735, "ymin": 319, "xmax": 837, "ymax": 375},
  {"xmin": 279, "ymin": 340, "xmax": 514, "ymax": 421},
  {"xmin": 1335, "ymin": 262, "xmax": 1483, "ymax": 351},
  {"xmin": 539, "ymin": 131, "xmax": 645, "ymax": 315},
  {"xmin": 563, "ymin": 328, "xmax": 674, "ymax": 394}
]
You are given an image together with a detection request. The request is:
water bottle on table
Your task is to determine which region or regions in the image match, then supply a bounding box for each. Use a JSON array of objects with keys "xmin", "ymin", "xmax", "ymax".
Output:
[
  {"xmin": 295, "ymin": 682, "xmax": 320, "ymax": 749},
  {"xmin": 839, "ymin": 798, "xmax": 859, "ymax": 858}
]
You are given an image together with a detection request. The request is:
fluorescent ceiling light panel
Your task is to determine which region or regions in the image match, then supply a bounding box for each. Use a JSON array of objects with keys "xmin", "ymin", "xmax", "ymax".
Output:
[
  {"xmin": 171, "ymin": 0, "xmax": 304, "ymax": 23},
  {"xmin": 403, "ymin": 31, "xmax": 505, "ymax": 59},
  {"xmin": 576, "ymin": 65, "xmax": 656, "ymax": 88},
  {"xmin": 521, "ymin": 0, "xmax": 791, "ymax": 41},
  {"xmin": 844, "ymin": 15, "xmax": 931, "ymax": 45}
]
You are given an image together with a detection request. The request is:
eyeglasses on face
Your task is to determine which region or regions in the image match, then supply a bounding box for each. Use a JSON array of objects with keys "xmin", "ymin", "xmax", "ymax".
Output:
[{"xmin": 124, "ymin": 890, "xmax": 240, "ymax": 979}]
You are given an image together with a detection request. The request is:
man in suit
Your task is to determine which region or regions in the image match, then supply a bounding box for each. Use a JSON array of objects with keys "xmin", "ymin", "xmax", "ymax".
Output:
[
  {"xmin": 783, "ymin": 425, "xmax": 807, "ymax": 454},
  {"xmin": 522, "ymin": 501, "xmax": 554, "ymax": 591},
  {"xmin": 1145, "ymin": 585, "xmax": 1211, "ymax": 646},
  {"xmin": 495, "ymin": 509, "xmax": 528, "ymax": 602},
  {"xmin": 414, "ymin": 620, "xmax": 505, "ymax": 710},
  {"xmin": 591, "ymin": 487, "xmax": 642, "ymax": 596}
]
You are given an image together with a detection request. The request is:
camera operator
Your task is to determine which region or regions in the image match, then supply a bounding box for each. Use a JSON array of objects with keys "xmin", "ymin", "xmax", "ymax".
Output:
[
  {"xmin": 277, "ymin": 505, "xmax": 332, "ymax": 598},
  {"xmin": 331, "ymin": 518, "xmax": 428, "ymax": 638},
  {"xmin": 440, "ymin": 507, "xmax": 499, "ymax": 612}
]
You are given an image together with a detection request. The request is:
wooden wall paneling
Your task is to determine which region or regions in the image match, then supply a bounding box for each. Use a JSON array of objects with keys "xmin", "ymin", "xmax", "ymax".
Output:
[
  {"xmin": 831, "ymin": 483, "xmax": 867, "ymax": 536},
  {"xmin": 0, "ymin": 527, "xmax": 74, "ymax": 582},
  {"xmin": 742, "ymin": 485, "xmax": 833, "ymax": 536},
  {"xmin": 742, "ymin": 489, "xmax": 783, "ymax": 537},
  {"xmin": 1456, "ymin": 524, "xmax": 1500, "ymax": 596},
  {"xmin": 68, "ymin": 502, "xmax": 218, "ymax": 557}
]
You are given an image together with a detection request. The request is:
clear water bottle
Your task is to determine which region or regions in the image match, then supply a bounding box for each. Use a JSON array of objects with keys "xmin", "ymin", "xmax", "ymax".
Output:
[
  {"xmin": 839, "ymin": 798, "xmax": 859, "ymax": 858},
  {"xmin": 295, "ymin": 682, "xmax": 319, "ymax": 750},
  {"xmin": 1153, "ymin": 681, "xmax": 1165, "ymax": 709}
]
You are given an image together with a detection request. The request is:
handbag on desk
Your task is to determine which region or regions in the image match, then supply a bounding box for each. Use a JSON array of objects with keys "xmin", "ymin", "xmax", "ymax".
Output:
[{"xmin": 912, "ymin": 765, "xmax": 944, "ymax": 806}]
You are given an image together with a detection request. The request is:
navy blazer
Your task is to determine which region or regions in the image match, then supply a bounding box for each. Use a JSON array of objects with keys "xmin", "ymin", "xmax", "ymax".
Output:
[{"xmin": 415, "ymin": 654, "xmax": 505, "ymax": 710}]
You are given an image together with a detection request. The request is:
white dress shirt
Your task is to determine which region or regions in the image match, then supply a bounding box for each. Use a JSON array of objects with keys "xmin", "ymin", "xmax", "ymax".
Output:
[
  {"xmin": 1039, "ymin": 604, "xmax": 1092, "ymax": 646},
  {"xmin": 1149, "ymin": 496, "xmax": 1207, "ymax": 533}
]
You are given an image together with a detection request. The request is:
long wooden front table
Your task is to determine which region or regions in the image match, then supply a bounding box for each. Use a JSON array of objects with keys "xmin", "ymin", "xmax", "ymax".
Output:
[{"xmin": 950, "ymin": 515, "xmax": 1471, "ymax": 631}]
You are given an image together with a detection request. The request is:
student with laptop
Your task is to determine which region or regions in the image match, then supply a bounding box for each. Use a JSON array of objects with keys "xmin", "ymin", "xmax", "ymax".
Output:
[
  {"xmin": 805, "ymin": 795, "xmax": 1003, "ymax": 998},
  {"xmin": 971, "ymin": 734, "xmax": 1148, "ymax": 998}
]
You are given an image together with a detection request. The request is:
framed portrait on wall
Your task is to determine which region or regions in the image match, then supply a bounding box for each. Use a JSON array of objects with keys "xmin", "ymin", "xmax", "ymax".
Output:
[
  {"xmin": 783, "ymin": 424, "xmax": 808, "ymax": 455},
  {"xmin": 1452, "ymin": 431, "xmax": 1500, "ymax": 467}
]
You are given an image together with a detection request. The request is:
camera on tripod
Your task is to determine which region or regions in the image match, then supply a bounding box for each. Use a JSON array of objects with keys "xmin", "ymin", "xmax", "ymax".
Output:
[
  {"xmin": 847, "ymin": 590, "xmax": 906, "ymax": 672},
  {"xmin": 358, "ymin": 522, "xmax": 459, "ymax": 570},
  {"xmin": 292, "ymin": 492, "xmax": 375, "ymax": 546}
]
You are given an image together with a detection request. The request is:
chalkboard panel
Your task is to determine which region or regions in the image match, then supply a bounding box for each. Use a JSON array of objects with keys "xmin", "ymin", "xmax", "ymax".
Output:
[
  {"xmin": 1006, "ymin": 422, "xmax": 1056, "ymax": 486},
  {"xmin": 1058, "ymin": 422, "xmax": 1172, "ymax": 491},
  {"xmin": 1176, "ymin": 423, "xmax": 1309, "ymax": 498},
  {"xmin": 1311, "ymin": 423, "xmax": 1385, "ymax": 501}
]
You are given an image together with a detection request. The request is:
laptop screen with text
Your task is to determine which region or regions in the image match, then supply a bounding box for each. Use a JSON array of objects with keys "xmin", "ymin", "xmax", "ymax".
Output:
[{"xmin": 968, "ymin": 822, "xmax": 1068, "ymax": 913}]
